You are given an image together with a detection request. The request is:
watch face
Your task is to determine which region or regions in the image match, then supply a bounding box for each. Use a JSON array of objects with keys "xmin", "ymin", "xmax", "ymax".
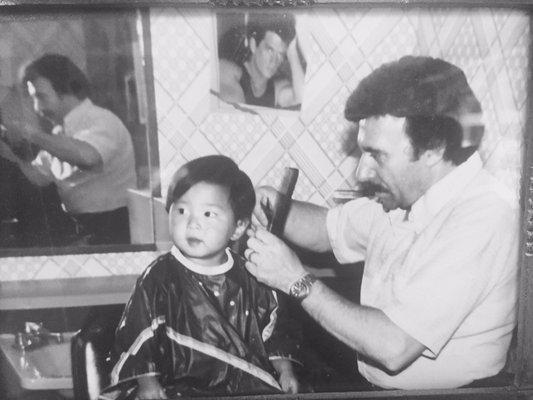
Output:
[
  {"xmin": 290, "ymin": 281, "xmax": 308, "ymax": 299},
  {"xmin": 290, "ymin": 275, "xmax": 316, "ymax": 299}
]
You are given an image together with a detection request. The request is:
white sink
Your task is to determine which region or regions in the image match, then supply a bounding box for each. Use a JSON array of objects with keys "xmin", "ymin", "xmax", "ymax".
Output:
[{"xmin": 0, "ymin": 332, "xmax": 76, "ymax": 390}]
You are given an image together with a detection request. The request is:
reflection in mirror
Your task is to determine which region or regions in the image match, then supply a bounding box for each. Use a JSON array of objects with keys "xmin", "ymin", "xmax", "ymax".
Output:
[{"xmin": 0, "ymin": 8, "xmax": 156, "ymax": 254}]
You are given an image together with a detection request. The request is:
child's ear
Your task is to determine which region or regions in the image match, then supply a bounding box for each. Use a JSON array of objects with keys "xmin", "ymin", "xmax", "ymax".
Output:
[{"xmin": 230, "ymin": 218, "xmax": 250, "ymax": 241}]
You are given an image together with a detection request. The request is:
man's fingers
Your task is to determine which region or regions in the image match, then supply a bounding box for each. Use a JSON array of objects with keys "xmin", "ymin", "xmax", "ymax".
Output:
[
  {"xmin": 244, "ymin": 260, "xmax": 259, "ymax": 278},
  {"xmin": 253, "ymin": 226, "xmax": 280, "ymax": 245},
  {"xmin": 243, "ymin": 248, "xmax": 255, "ymax": 261},
  {"xmin": 253, "ymin": 206, "xmax": 268, "ymax": 227},
  {"xmin": 247, "ymin": 236, "xmax": 270, "ymax": 255}
]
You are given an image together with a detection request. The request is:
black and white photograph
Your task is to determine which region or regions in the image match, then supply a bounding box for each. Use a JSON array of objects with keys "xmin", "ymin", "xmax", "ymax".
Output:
[
  {"xmin": 212, "ymin": 10, "xmax": 307, "ymax": 112},
  {"xmin": 0, "ymin": 2, "xmax": 532, "ymax": 400}
]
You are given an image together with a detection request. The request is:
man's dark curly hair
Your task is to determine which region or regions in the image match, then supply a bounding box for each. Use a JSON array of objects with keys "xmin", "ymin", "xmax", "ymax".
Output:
[
  {"xmin": 345, "ymin": 56, "xmax": 483, "ymax": 165},
  {"xmin": 218, "ymin": 12, "xmax": 296, "ymax": 65},
  {"xmin": 22, "ymin": 54, "xmax": 90, "ymax": 100},
  {"xmin": 248, "ymin": 12, "xmax": 296, "ymax": 47},
  {"xmin": 165, "ymin": 155, "xmax": 255, "ymax": 222}
]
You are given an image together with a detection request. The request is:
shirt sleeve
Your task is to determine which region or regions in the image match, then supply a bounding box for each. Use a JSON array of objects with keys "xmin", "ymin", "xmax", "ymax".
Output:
[
  {"xmin": 110, "ymin": 271, "xmax": 166, "ymax": 386},
  {"xmin": 73, "ymin": 119, "xmax": 121, "ymax": 164},
  {"xmin": 263, "ymin": 290, "xmax": 302, "ymax": 365},
  {"xmin": 326, "ymin": 197, "xmax": 381, "ymax": 264},
  {"xmin": 382, "ymin": 199, "xmax": 518, "ymax": 358}
]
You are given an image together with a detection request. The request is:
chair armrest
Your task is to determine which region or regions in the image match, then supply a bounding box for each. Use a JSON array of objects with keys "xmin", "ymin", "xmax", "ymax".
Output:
[{"xmin": 71, "ymin": 305, "xmax": 124, "ymax": 400}]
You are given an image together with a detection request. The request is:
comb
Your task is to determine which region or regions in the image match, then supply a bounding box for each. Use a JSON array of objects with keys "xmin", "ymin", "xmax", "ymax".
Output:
[{"xmin": 266, "ymin": 167, "xmax": 299, "ymax": 236}]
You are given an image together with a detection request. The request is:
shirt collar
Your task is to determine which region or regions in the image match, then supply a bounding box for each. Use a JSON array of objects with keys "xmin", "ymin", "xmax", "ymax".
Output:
[
  {"xmin": 170, "ymin": 245, "xmax": 234, "ymax": 276},
  {"xmin": 407, "ymin": 152, "xmax": 483, "ymax": 232},
  {"xmin": 63, "ymin": 98, "xmax": 92, "ymax": 127}
]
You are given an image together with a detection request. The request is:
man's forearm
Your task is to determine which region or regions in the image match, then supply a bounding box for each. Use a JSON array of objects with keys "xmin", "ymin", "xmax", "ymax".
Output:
[
  {"xmin": 301, "ymin": 280, "xmax": 425, "ymax": 373},
  {"xmin": 283, "ymin": 199, "xmax": 331, "ymax": 252},
  {"xmin": 29, "ymin": 132, "xmax": 102, "ymax": 170},
  {"xmin": 287, "ymin": 46, "xmax": 305, "ymax": 104}
]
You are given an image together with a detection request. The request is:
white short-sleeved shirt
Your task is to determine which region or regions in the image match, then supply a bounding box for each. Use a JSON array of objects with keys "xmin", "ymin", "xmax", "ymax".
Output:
[
  {"xmin": 327, "ymin": 153, "xmax": 518, "ymax": 389},
  {"xmin": 32, "ymin": 99, "xmax": 136, "ymax": 213}
]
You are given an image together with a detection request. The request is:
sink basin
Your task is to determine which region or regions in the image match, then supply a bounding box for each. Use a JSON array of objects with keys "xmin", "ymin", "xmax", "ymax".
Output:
[
  {"xmin": 23, "ymin": 336, "xmax": 73, "ymax": 378},
  {"xmin": 0, "ymin": 332, "xmax": 76, "ymax": 390}
]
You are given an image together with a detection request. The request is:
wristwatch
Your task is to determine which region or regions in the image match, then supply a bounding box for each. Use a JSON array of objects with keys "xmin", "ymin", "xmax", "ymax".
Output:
[{"xmin": 288, "ymin": 273, "xmax": 317, "ymax": 301}]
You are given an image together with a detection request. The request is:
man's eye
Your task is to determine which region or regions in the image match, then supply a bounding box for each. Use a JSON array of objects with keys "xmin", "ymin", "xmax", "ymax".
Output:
[
  {"xmin": 370, "ymin": 152, "xmax": 382, "ymax": 163},
  {"xmin": 204, "ymin": 211, "xmax": 216, "ymax": 217},
  {"xmin": 177, "ymin": 208, "xmax": 185, "ymax": 214}
]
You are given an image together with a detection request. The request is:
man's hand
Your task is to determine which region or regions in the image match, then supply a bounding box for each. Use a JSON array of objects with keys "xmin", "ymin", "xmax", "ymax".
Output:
[
  {"xmin": 244, "ymin": 226, "xmax": 306, "ymax": 294},
  {"xmin": 286, "ymin": 37, "xmax": 298, "ymax": 61}
]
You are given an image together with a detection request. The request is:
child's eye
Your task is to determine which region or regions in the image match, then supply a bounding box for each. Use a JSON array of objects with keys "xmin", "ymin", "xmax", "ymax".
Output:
[
  {"xmin": 204, "ymin": 211, "xmax": 215, "ymax": 217},
  {"xmin": 177, "ymin": 208, "xmax": 185, "ymax": 215}
]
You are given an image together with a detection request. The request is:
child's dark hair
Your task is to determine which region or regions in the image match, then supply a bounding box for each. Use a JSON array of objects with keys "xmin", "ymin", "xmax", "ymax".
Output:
[{"xmin": 165, "ymin": 155, "xmax": 255, "ymax": 222}]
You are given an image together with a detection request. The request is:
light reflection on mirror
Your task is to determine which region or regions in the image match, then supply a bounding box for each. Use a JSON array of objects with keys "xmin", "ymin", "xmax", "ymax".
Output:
[{"xmin": 0, "ymin": 8, "xmax": 156, "ymax": 255}]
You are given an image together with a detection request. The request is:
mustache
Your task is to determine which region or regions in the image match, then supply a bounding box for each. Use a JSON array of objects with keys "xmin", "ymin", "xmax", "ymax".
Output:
[{"xmin": 356, "ymin": 181, "xmax": 388, "ymax": 198}]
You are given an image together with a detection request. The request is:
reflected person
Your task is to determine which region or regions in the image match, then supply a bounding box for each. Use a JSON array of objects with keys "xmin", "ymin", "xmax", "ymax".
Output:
[
  {"xmin": 218, "ymin": 12, "xmax": 305, "ymax": 109},
  {"xmin": 245, "ymin": 56, "xmax": 518, "ymax": 389},
  {"xmin": 0, "ymin": 54, "xmax": 136, "ymax": 245}
]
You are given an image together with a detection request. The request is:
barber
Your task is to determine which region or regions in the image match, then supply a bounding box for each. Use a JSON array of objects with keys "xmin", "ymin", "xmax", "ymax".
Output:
[
  {"xmin": 244, "ymin": 55, "xmax": 518, "ymax": 389},
  {"xmin": 0, "ymin": 54, "xmax": 136, "ymax": 245}
]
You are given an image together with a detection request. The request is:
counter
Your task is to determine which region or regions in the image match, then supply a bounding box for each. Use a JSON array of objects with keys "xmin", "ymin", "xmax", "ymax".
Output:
[{"xmin": 0, "ymin": 275, "xmax": 138, "ymax": 310}]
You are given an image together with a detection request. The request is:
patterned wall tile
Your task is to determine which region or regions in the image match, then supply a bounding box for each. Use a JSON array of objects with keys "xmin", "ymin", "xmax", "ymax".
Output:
[{"xmin": 0, "ymin": 251, "xmax": 160, "ymax": 281}]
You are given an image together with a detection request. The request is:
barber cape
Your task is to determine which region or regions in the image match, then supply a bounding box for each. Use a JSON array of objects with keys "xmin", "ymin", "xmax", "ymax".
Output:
[{"xmin": 102, "ymin": 247, "xmax": 297, "ymax": 398}]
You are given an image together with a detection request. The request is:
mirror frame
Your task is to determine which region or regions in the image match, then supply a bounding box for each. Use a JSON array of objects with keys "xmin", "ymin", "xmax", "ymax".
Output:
[{"xmin": 1, "ymin": 1, "xmax": 532, "ymax": 399}]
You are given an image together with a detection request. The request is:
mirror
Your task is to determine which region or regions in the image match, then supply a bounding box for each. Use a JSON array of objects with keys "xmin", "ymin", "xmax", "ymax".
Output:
[{"xmin": 0, "ymin": 7, "xmax": 157, "ymax": 256}]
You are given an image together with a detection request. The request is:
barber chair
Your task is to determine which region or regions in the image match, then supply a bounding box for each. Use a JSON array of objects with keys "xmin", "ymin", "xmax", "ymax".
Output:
[{"xmin": 71, "ymin": 305, "xmax": 124, "ymax": 400}]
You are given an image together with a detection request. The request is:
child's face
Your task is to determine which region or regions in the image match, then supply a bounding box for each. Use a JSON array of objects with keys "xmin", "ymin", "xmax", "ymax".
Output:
[{"xmin": 169, "ymin": 181, "xmax": 247, "ymax": 267}]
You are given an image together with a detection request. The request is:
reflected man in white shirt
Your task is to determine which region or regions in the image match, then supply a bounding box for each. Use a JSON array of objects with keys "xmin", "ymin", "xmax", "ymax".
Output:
[{"xmin": 0, "ymin": 54, "xmax": 136, "ymax": 245}]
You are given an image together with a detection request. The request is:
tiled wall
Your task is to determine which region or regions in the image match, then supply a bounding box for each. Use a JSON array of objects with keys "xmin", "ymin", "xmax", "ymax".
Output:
[
  {"xmin": 153, "ymin": 7, "xmax": 528, "ymax": 205},
  {"xmin": 0, "ymin": 6, "xmax": 528, "ymax": 281}
]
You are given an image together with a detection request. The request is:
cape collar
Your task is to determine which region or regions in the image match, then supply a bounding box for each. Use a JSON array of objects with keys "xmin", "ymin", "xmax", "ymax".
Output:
[{"xmin": 171, "ymin": 245, "xmax": 233, "ymax": 276}]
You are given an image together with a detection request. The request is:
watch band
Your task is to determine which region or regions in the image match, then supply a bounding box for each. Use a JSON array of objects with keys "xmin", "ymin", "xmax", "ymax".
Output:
[{"xmin": 288, "ymin": 273, "xmax": 317, "ymax": 301}]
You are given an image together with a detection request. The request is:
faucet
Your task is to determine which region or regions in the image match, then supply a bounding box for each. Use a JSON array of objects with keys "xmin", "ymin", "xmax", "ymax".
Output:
[{"xmin": 14, "ymin": 322, "xmax": 64, "ymax": 351}]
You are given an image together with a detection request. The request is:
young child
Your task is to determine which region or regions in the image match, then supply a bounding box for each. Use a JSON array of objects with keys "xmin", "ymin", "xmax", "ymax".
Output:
[{"xmin": 107, "ymin": 155, "xmax": 300, "ymax": 399}]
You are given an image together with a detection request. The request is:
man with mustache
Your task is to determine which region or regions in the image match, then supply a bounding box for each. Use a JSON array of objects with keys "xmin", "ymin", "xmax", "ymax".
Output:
[
  {"xmin": 245, "ymin": 56, "xmax": 518, "ymax": 389},
  {"xmin": 0, "ymin": 54, "xmax": 136, "ymax": 245}
]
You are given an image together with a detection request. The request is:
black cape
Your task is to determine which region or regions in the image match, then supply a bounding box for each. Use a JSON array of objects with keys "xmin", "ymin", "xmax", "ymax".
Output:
[{"xmin": 104, "ymin": 250, "xmax": 299, "ymax": 398}]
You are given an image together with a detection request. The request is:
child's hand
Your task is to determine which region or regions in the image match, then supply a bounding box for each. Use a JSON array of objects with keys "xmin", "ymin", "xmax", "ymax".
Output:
[
  {"xmin": 271, "ymin": 358, "xmax": 300, "ymax": 394},
  {"xmin": 136, "ymin": 375, "xmax": 168, "ymax": 399},
  {"xmin": 278, "ymin": 368, "xmax": 299, "ymax": 394}
]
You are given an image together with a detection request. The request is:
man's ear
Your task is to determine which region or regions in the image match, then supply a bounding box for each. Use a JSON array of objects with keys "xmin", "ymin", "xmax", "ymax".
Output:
[
  {"xmin": 423, "ymin": 146, "xmax": 446, "ymax": 167},
  {"xmin": 231, "ymin": 218, "xmax": 250, "ymax": 241}
]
